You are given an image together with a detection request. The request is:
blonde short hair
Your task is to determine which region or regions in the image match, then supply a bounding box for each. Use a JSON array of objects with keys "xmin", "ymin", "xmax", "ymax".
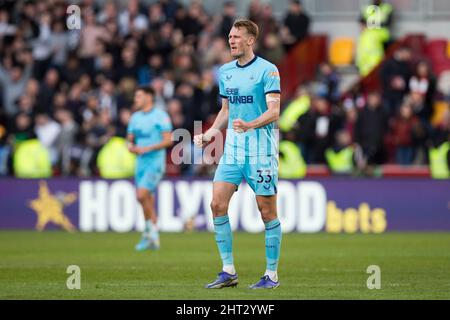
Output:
[{"xmin": 233, "ymin": 19, "xmax": 259, "ymax": 40}]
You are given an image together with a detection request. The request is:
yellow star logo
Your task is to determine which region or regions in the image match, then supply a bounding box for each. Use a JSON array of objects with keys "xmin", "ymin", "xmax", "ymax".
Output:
[{"xmin": 28, "ymin": 181, "xmax": 77, "ymax": 232}]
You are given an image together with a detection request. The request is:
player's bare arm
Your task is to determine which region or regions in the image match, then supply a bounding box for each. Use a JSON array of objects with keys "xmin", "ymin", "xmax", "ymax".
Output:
[
  {"xmin": 193, "ymin": 98, "xmax": 229, "ymax": 147},
  {"xmin": 131, "ymin": 131, "xmax": 173, "ymax": 155},
  {"xmin": 232, "ymin": 93, "xmax": 280, "ymax": 132},
  {"xmin": 126, "ymin": 133, "xmax": 135, "ymax": 150}
]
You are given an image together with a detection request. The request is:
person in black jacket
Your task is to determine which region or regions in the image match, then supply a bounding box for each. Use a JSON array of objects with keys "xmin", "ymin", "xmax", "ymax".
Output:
[
  {"xmin": 355, "ymin": 92, "xmax": 388, "ymax": 168},
  {"xmin": 380, "ymin": 46, "xmax": 412, "ymax": 116},
  {"xmin": 218, "ymin": 1, "xmax": 236, "ymax": 41},
  {"xmin": 281, "ymin": 0, "xmax": 310, "ymax": 51}
]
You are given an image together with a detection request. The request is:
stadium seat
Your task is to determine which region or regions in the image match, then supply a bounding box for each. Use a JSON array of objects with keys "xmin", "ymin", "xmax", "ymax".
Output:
[
  {"xmin": 279, "ymin": 34, "xmax": 328, "ymax": 101},
  {"xmin": 426, "ymin": 39, "xmax": 450, "ymax": 75},
  {"xmin": 404, "ymin": 34, "xmax": 427, "ymax": 58},
  {"xmin": 433, "ymin": 60, "xmax": 450, "ymax": 77},
  {"xmin": 437, "ymin": 70, "xmax": 450, "ymax": 96},
  {"xmin": 329, "ymin": 37, "xmax": 354, "ymax": 66},
  {"xmin": 431, "ymin": 101, "xmax": 450, "ymax": 127},
  {"xmin": 426, "ymin": 39, "xmax": 447, "ymax": 60}
]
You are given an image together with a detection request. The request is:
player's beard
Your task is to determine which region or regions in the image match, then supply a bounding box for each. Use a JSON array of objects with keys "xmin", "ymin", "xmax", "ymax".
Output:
[
  {"xmin": 231, "ymin": 52, "xmax": 244, "ymax": 59},
  {"xmin": 230, "ymin": 47, "xmax": 244, "ymax": 59}
]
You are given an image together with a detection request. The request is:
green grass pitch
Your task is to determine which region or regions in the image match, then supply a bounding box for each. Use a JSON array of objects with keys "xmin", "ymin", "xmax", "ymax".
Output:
[{"xmin": 0, "ymin": 231, "xmax": 449, "ymax": 299}]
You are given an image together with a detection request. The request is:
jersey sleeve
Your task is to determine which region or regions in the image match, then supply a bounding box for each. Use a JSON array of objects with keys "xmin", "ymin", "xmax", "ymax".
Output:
[
  {"xmin": 218, "ymin": 69, "xmax": 227, "ymax": 99},
  {"xmin": 127, "ymin": 114, "xmax": 136, "ymax": 135},
  {"xmin": 263, "ymin": 65, "xmax": 281, "ymax": 95},
  {"xmin": 158, "ymin": 111, "xmax": 173, "ymax": 132}
]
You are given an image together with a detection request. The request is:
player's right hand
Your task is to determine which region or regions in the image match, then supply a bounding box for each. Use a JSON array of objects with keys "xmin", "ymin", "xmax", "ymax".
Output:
[
  {"xmin": 193, "ymin": 133, "xmax": 211, "ymax": 148},
  {"xmin": 127, "ymin": 142, "xmax": 135, "ymax": 152}
]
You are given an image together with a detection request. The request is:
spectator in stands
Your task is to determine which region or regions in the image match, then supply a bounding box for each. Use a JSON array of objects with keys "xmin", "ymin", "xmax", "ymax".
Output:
[
  {"xmin": 281, "ymin": 0, "xmax": 310, "ymax": 51},
  {"xmin": 167, "ymin": 98, "xmax": 185, "ymax": 130},
  {"xmin": 31, "ymin": 13, "xmax": 53, "ymax": 80},
  {"xmin": 259, "ymin": 32, "xmax": 285, "ymax": 65},
  {"xmin": 356, "ymin": 18, "xmax": 389, "ymax": 77},
  {"xmin": 342, "ymin": 105, "xmax": 358, "ymax": 142},
  {"xmin": 118, "ymin": 0, "xmax": 148, "ymax": 37},
  {"xmin": 354, "ymin": 92, "xmax": 388, "ymax": 171},
  {"xmin": 116, "ymin": 46, "xmax": 139, "ymax": 82},
  {"xmin": 95, "ymin": 53, "xmax": 116, "ymax": 83},
  {"xmin": 409, "ymin": 61, "xmax": 436, "ymax": 116},
  {"xmin": 97, "ymin": 79, "xmax": 118, "ymax": 121},
  {"xmin": 178, "ymin": 1, "xmax": 204, "ymax": 45},
  {"xmin": 114, "ymin": 108, "xmax": 131, "ymax": 138},
  {"xmin": 429, "ymin": 111, "xmax": 450, "ymax": 177},
  {"xmin": 25, "ymin": 78, "xmax": 40, "ymax": 101},
  {"xmin": 0, "ymin": 9, "xmax": 17, "ymax": 37},
  {"xmin": 11, "ymin": 112, "xmax": 35, "ymax": 145},
  {"xmin": 34, "ymin": 112, "xmax": 61, "ymax": 165},
  {"xmin": 79, "ymin": 109, "xmax": 114, "ymax": 176},
  {"xmin": 431, "ymin": 110, "xmax": 450, "ymax": 148},
  {"xmin": 50, "ymin": 20, "xmax": 73, "ymax": 68},
  {"xmin": 407, "ymin": 92, "xmax": 432, "ymax": 124},
  {"xmin": 315, "ymin": 62, "xmax": 340, "ymax": 105},
  {"xmin": 248, "ymin": 0, "xmax": 263, "ymax": 25},
  {"xmin": 174, "ymin": 81, "xmax": 199, "ymax": 133},
  {"xmin": 61, "ymin": 55, "xmax": 86, "ymax": 86},
  {"xmin": 36, "ymin": 68, "xmax": 60, "ymax": 115},
  {"xmin": 0, "ymin": 112, "xmax": 9, "ymax": 175},
  {"xmin": 325, "ymin": 130, "xmax": 355, "ymax": 175},
  {"xmin": 54, "ymin": 108, "xmax": 78, "ymax": 175},
  {"xmin": 390, "ymin": 102, "xmax": 421, "ymax": 165},
  {"xmin": 257, "ymin": 4, "xmax": 279, "ymax": 51},
  {"xmin": 195, "ymin": 69, "xmax": 220, "ymax": 124},
  {"xmin": 302, "ymin": 96, "xmax": 338, "ymax": 164},
  {"xmin": 360, "ymin": 0, "xmax": 393, "ymax": 47},
  {"xmin": 380, "ymin": 46, "xmax": 412, "ymax": 116},
  {"xmin": 218, "ymin": 1, "xmax": 236, "ymax": 41},
  {"xmin": 147, "ymin": 2, "xmax": 166, "ymax": 31},
  {"xmin": 160, "ymin": 0, "xmax": 181, "ymax": 22},
  {"xmin": 17, "ymin": 94, "xmax": 35, "ymax": 117},
  {"xmin": 97, "ymin": 0, "xmax": 118, "ymax": 25},
  {"xmin": 79, "ymin": 8, "xmax": 109, "ymax": 76},
  {"xmin": 0, "ymin": 52, "xmax": 33, "ymax": 117}
]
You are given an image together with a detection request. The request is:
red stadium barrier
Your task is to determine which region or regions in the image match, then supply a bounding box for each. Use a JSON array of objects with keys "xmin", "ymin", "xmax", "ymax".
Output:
[
  {"xmin": 278, "ymin": 34, "xmax": 328, "ymax": 102},
  {"xmin": 305, "ymin": 165, "xmax": 431, "ymax": 178}
]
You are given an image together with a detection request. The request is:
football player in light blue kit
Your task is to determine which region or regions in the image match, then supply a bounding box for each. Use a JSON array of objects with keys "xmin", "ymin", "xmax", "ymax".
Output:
[
  {"xmin": 127, "ymin": 86, "xmax": 173, "ymax": 251},
  {"xmin": 194, "ymin": 19, "xmax": 282, "ymax": 289}
]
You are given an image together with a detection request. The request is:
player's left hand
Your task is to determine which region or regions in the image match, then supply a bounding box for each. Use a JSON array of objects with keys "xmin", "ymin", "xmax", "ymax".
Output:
[
  {"xmin": 130, "ymin": 146, "xmax": 148, "ymax": 155},
  {"xmin": 232, "ymin": 119, "xmax": 250, "ymax": 133}
]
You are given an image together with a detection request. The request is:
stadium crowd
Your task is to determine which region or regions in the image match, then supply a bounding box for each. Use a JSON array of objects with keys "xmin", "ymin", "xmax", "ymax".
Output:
[{"xmin": 0, "ymin": 0, "xmax": 448, "ymax": 178}]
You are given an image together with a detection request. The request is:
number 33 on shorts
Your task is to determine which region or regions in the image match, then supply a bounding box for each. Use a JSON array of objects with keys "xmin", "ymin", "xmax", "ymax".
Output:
[{"xmin": 248, "ymin": 157, "xmax": 278, "ymax": 196}]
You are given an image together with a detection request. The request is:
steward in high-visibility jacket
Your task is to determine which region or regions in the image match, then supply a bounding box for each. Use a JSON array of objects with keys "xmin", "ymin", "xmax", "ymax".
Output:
[
  {"xmin": 356, "ymin": 20, "xmax": 389, "ymax": 76},
  {"xmin": 279, "ymin": 94, "xmax": 310, "ymax": 133},
  {"xmin": 97, "ymin": 137, "xmax": 136, "ymax": 178},
  {"xmin": 361, "ymin": 0, "xmax": 393, "ymax": 38},
  {"xmin": 429, "ymin": 141, "xmax": 450, "ymax": 179},
  {"xmin": 279, "ymin": 140, "xmax": 307, "ymax": 179},
  {"xmin": 13, "ymin": 139, "xmax": 52, "ymax": 178},
  {"xmin": 325, "ymin": 146, "xmax": 355, "ymax": 174}
]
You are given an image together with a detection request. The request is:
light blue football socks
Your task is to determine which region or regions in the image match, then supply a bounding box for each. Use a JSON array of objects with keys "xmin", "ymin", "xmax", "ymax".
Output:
[
  {"xmin": 213, "ymin": 215, "xmax": 235, "ymax": 274},
  {"xmin": 144, "ymin": 219, "xmax": 159, "ymax": 241},
  {"xmin": 264, "ymin": 218, "xmax": 282, "ymax": 281}
]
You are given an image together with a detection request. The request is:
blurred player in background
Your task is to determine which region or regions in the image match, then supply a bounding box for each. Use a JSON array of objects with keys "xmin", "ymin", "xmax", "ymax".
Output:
[
  {"xmin": 194, "ymin": 19, "xmax": 282, "ymax": 289},
  {"xmin": 127, "ymin": 87, "xmax": 173, "ymax": 251}
]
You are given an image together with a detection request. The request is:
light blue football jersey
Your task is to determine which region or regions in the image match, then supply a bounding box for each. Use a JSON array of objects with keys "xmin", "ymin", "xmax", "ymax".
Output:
[
  {"xmin": 218, "ymin": 55, "xmax": 281, "ymax": 157},
  {"xmin": 127, "ymin": 107, "xmax": 172, "ymax": 171}
]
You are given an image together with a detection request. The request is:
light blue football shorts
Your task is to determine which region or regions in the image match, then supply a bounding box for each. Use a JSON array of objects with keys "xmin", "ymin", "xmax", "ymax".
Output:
[
  {"xmin": 135, "ymin": 164, "xmax": 163, "ymax": 193},
  {"xmin": 213, "ymin": 153, "xmax": 279, "ymax": 196}
]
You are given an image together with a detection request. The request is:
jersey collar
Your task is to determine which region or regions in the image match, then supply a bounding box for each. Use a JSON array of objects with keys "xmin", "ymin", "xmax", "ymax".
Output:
[
  {"xmin": 142, "ymin": 105, "xmax": 156, "ymax": 114},
  {"xmin": 236, "ymin": 55, "xmax": 258, "ymax": 68}
]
